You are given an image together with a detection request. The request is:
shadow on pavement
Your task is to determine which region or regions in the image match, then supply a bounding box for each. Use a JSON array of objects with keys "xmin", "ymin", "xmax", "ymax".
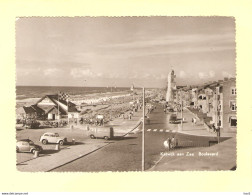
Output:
[
  {"xmin": 40, "ymin": 149, "xmax": 59, "ymax": 155},
  {"xmin": 65, "ymin": 142, "xmax": 84, "ymax": 146},
  {"xmin": 112, "ymin": 136, "xmax": 137, "ymax": 141}
]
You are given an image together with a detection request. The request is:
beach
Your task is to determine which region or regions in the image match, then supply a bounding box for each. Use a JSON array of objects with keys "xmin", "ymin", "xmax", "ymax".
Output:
[{"xmin": 15, "ymin": 86, "xmax": 152, "ymax": 126}]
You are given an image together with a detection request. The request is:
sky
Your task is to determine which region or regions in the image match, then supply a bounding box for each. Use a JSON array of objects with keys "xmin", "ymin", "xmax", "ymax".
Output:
[{"xmin": 16, "ymin": 17, "xmax": 236, "ymax": 88}]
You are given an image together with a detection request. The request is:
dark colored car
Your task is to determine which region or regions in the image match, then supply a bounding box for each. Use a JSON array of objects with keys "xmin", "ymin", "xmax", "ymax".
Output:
[
  {"xmin": 16, "ymin": 139, "xmax": 43, "ymax": 153},
  {"xmin": 169, "ymin": 114, "xmax": 179, "ymax": 124}
]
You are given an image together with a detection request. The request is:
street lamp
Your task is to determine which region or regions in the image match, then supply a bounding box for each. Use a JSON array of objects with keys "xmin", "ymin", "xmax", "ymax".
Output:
[
  {"xmin": 142, "ymin": 87, "xmax": 145, "ymax": 171},
  {"xmin": 180, "ymin": 89, "xmax": 183, "ymax": 131},
  {"xmin": 132, "ymin": 84, "xmax": 145, "ymax": 171}
]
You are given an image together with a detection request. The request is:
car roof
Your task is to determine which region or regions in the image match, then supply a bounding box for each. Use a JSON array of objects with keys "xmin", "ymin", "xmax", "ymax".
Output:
[
  {"xmin": 44, "ymin": 132, "xmax": 57, "ymax": 135},
  {"xmin": 17, "ymin": 139, "xmax": 33, "ymax": 142}
]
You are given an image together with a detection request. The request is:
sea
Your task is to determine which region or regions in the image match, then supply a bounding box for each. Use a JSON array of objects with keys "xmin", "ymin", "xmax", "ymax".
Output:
[{"xmin": 16, "ymin": 86, "xmax": 131, "ymax": 100}]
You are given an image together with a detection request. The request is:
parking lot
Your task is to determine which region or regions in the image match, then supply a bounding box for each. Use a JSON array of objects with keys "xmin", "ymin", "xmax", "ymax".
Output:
[{"xmin": 16, "ymin": 126, "xmax": 91, "ymax": 164}]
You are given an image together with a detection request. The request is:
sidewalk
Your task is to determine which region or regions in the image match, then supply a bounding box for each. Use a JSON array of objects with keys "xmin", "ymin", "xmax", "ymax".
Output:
[
  {"xmin": 149, "ymin": 137, "xmax": 236, "ymax": 171},
  {"xmin": 17, "ymin": 142, "xmax": 109, "ymax": 172},
  {"xmin": 176, "ymin": 108, "xmax": 236, "ymax": 138},
  {"xmin": 106, "ymin": 109, "xmax": 143, "ymax": 136},
  {"xmin": 17, "ymin": 108, "xmax": 144, "ymax": 172}
]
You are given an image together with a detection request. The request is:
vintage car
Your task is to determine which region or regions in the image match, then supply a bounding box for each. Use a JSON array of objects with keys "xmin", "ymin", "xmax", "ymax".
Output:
[
  {"xmin": 16, "ymin": 139, "xmax": 43, "ymax": 153},
  {"xmin": 39, "ymin": 132, "xmax": 67, "ymax": 145},
  {"xmin": 169, "ymin": 114, "xmax": 180, "ymax": 124}
]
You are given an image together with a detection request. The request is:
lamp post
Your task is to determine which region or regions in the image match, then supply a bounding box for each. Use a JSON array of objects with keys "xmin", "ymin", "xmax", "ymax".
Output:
[
  {"xmin": 180, "ymin": 89, "xmax": 183, "ymax": 131},
  {"xmin": 58, "ymin": 92, "xmax": 60, "ymax": 121},
  {"xmin": 142, "ymin": 87, "xmax": 145, "ymax": 171},
  {"xmin": 67, "ymin": 99, "xmax": 69, "ymax": 125}
]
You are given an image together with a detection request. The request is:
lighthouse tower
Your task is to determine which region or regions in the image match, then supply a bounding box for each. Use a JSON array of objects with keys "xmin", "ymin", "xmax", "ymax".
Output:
[{"xmin": 166, "ymin": 70, "xmax": 176, "ymax": 103}]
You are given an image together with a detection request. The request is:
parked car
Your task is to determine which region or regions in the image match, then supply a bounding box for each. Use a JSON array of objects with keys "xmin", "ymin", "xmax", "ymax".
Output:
[
  {"xmin": 39, "ymin": 132, "xmax": 67, "ymax": 145},
  {"xmin": 87, "ymin": 127, "xmax": 114, "ymax": 140},
  {"xmin": 16, "ymin": 139, "xmax": 43, "ymax": 153}
]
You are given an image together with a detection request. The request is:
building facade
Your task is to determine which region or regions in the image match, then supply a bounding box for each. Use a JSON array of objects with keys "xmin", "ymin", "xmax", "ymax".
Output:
[
  {"xmin": 178, "ymin": 77, "xmax": 236, "ymax": 133},
  {"xmin": 221, "ymin": 78, "xmax": 237, "ymax": 132}
]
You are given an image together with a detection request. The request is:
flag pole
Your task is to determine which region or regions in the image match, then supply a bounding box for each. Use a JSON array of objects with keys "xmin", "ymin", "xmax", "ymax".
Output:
[{"xmin": 142, "ymin": 87, "xmax": 145, "ymax": 171}]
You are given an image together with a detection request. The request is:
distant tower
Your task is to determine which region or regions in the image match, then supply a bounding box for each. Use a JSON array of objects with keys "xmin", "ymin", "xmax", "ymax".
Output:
[
  {"xmin": 166, "ymin": 70, "xmax": 176, "ymax": 103},
  {"xmin": 130, "ymin": 84, "xmax": 134, "ymax": 91}
]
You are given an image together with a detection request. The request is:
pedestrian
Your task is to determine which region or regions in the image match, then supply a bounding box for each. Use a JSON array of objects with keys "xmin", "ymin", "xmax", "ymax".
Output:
[
  {"xmin": 171, "ymin": 136, "xmax": 175, "ymax": 149},
  {"xmin": 164, "ymin": 138, "xmax": 171, "ymax": 150},
  {"xmin": 191, "ymin": 118, "xmax": 194, "ymax": 125},
  {"xmin": 216, "ymin": 126, "xmax": 221, "ymax": 143},
  {"xmin": 147, "ymin": 116, "xmax": 150, "ymax": 124},
  {"xmin": 193, "ymin": 118, "xmax": 197, "ymax": 125},
  {"xmin": 212, "ymin": 124, "xmax": 216, "ymax": 133}
]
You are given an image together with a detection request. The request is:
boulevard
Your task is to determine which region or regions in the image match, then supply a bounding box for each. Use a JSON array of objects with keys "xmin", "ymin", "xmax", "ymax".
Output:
[{"xmin": 50, "ymin": 104, "xmax": 230, "ymax": 172}]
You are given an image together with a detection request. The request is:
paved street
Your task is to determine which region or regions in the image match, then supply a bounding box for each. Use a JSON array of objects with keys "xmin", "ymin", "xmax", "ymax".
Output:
[{"xmin": 51, "ymin": 104, "xmax": 231, "ymax": 172}]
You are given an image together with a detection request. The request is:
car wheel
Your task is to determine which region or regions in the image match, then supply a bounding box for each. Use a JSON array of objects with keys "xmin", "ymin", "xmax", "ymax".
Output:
[
  {"xmin": 104, "ymin": 136, "xmax": 109, "ymax": 140},
  {"xmin": 59, "ymin": 140, "xmax": 64, "ymax": 146},
  {"xmin": 42, "ymin": 139, "xmax": 47, "ymax": 145},
  {"xmin": 31, "ymin": 149, "xmax": 35, "ymax": 154},
  {"xmin": 90, "ymin": 134, "xmax": 95, "ymax": 139},
  {"xmin": 16, "ymin": 147, "xmax": 19, "ymax": 153}
]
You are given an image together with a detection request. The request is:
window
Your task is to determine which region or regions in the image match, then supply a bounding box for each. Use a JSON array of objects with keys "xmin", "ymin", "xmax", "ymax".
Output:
[
  {"xmin": 229, "ymin": 116, "xmax": 237, "ymax": 127},
  {"xmin": 231, "ymin": 88, "xmax": 236, "ymax": 95},
  {"xmin": 230, "ymin": 101, "xmax": 236, "ymax": 111}
]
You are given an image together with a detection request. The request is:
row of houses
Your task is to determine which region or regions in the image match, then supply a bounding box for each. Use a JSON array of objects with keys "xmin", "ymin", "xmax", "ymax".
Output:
[
  {"xmin": 16, "ymin": 94, "xmax": 80, "ymax": 121},
  {"xmin": 175, "ymin": 77, "xmax": 236, "ymax": 133}
]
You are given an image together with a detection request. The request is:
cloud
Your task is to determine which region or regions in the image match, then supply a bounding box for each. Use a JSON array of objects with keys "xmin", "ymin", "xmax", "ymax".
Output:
[
  {"xmin": 222, "ymin": 71, "xmax": 234, "ymax": 78},
  {"xmin": 209, "ymin": 70, "xmax": 216, "ymax": 78},
  {"xmin": 44, "ymin": 68, "xmax": 60, "ymax": 76},
  {"xmin": 198, "ymin": 71, "xmax": 216, "ymax": 80},
  {"xmin": 70, "ymin": 68, "xmax": 103, "ymax": 79},
  {"xmin": 178, "ymin": 71, "xmax": 187, "ymax": 79},
  {"xmin": 107, "ymin": 72, "xmax": 121, "ymax": 79}
]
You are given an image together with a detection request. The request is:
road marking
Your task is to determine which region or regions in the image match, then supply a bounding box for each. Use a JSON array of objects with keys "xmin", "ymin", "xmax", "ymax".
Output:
[
  {"xmin": 147, "ymin": 129, "xmax": 151, "ymax": 132},
  {"xmin": 159, "ymin": 129, "xmax": 163, "ymax": 132},
  {"xmin": 153, "ymin": 129, "xmax": 157, "ymax": 132}
]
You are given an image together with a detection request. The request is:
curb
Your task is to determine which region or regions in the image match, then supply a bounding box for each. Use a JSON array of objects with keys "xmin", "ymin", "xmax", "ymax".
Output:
[{"xmin": 47, "ymin": 142, "xmax": 112, "ymax": 172}]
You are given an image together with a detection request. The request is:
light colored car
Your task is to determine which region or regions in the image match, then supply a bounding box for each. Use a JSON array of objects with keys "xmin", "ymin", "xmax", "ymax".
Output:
[
  {"xmin": 16, "ymin": 139, "xmax": 43, "ymax": 153},
  {"xmin": 39, "ymin": 132, "xmax": 67, "ymax": 145},
  {"xmin": 87, "ymin": 127, "xmax": 114, "ymax": 140}
]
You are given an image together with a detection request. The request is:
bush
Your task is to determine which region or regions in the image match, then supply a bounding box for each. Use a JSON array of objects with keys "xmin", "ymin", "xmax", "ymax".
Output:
[{"xmin": 25, "ymin": 119, "xmax": 40, "ymax": 129}]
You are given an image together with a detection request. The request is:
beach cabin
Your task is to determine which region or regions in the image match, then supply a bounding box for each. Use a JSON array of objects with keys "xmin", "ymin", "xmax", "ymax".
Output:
[
  {"xmin": 18, "ymin": 94, "xmax": 80, "ymax": 121},
  {"xmin": 16, "ymin": 105, "xmax": 45, "ymax": 120},
  {"xmin": 36, "ymin": 95, "xmax": 79, "ymax": 120}
]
